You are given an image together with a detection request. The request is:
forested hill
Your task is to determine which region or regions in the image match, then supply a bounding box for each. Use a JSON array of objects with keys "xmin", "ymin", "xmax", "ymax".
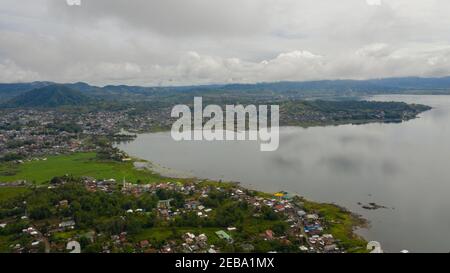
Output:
[
  {"xmin": 3, "ymin": 85, "xmax": 91, "ymax": 108},
  {"xmin": 1, "ymin": 76, "xmax": 450, "ymax": 104}
]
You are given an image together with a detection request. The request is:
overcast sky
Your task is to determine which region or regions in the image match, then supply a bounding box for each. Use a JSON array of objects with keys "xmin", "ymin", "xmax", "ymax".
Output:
[{"xmin": 1, "ymin": 0, "xmax": 450, "ymax": 86}]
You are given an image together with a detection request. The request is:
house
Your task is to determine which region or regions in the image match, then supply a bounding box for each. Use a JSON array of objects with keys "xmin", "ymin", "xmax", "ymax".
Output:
[
  {"xmin": 323, "ymin": 244, "xmax": 338, "ymax": 252},
  {"xmin": 59, "ymin": 220, "xmax": 76, "ymax": 229},
  {"xmin": 183, "ymin": 232, "xmax": 196, "ymax": 241},
  {"xmin": 274, "ymin": 204, "xmax": 285, "ymax": 212},
  {"xmin": 184, "ymin": 201, "xmax": 200, "ymax": 210},
  {"xmin": 215, "ymin": 230, "xmax": 233, "ymax": 243},
  {"xmin": 265, "ymin": 230, "xmax": 274, "ymax": 240},
  {"xmin": 299, "ymin": 245, "xmax": 309, "ymax": 252},
  {"xmin": 140, "ymin": 240, "xmax": 150, "ymax": 248},
  {"xmin": 306, "ymin": 214, "xmax": 319, "ymax": 221},
  {"xmin": 297, "ymin": 210, "xmax": 306, "ymax": 217},
  {"xmin": 161, "ymin": 245, "xmax": 173, "ymax": 253},
  {"xmin": 197, "ymin": 234, "xmax": 207, "ymax": 242},
  {"xmin": 208, "ymin": 248, "xmax": 217, "ymax": 253},
  {"xmin": 157, "ymin": 199, "xmax": 172, "ymax": 209},
  {"xmin": 322, "ymin": 234, "xmax": 335, "ymax": 244}
]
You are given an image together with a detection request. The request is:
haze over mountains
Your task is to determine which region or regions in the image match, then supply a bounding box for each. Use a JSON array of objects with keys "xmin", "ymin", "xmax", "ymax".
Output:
[{"xmin": 1, "ymin": 76, "xmax": 450, "ymax": 108}]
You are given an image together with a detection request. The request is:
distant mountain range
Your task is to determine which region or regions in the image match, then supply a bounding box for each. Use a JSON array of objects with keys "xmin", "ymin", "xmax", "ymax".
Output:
[{"xmin": 1, "ymin": 76, "xmax": 450, "ymax": 108}]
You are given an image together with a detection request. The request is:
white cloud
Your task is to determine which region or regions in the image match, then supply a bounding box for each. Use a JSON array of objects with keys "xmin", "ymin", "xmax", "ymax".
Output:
[
  {"xmin": 0, "ymin": 60, "xmax": 40, "ymax": 83},
  {"xmin": 366, "ymin": 0, "xmax": 382, "ymax": 6},
  {"xmin": 1, "ymin": 0, "xmax": 450, "ymax": 85},
  {"xmin": 66, "ymin": 0, "xmax": 81, "ymax": 6}
]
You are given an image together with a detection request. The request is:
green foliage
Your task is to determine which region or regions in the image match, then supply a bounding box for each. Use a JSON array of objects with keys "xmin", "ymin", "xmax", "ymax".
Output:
[
  {"xmin": 272, "ymin": 222, "xmax": 288, "ymax": 236},
  {"xmin": 215, "ymin": 201, "xmax": 248, "ymax": 227},
  {"xmin": 0, "ymin": 153, "xmax": 25, "ymax": 163},
  {"xmin": 155, "ymin": 189, "xmax": 185, "ymax": 208},
  {"xmin": 201, "ymin": 190, "xmax": 228, "ymax": 208},
  {"xmin": 261, "ymin": 205, "xmax": 280, "ymax": 221},
  {"xmin": 0, "ymin": 152, "xmax": 169, "ymax": 184},
  {"xmin": 5, "ymin": 84, "xmax": 91, "ymax": 108}
]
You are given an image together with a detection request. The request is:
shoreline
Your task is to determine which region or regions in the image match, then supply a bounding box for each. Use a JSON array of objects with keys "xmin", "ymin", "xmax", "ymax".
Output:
[{"xmin": 128, "ymin": 155, "xmax": 370, "ymax": 251}]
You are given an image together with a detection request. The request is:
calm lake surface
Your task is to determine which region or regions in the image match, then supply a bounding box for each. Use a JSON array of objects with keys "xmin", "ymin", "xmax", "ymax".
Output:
[{"xmin": 118, "ymin": 95, "xmax": 450, "ymax": 253}]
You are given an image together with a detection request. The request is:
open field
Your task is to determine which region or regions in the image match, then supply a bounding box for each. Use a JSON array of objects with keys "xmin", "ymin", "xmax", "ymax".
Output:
[
  {"xmin": 0, "ymin": 187, "xmax": 30, "ymax": 202},
  {"xmin": 0, "ymin": 153, "xmax": 178, "ymax": 185}
]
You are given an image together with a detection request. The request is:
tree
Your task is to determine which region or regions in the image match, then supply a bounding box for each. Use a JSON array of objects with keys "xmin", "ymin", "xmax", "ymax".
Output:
[{"xmin": 272, "ymin": 222, "xmax": 288, "ymax": 236}]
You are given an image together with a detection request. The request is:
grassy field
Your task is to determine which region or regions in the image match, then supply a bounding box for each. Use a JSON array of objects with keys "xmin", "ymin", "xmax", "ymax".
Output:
[
  {"xmin": 132, "ymin": 227, "xmax": 227, "ymax": 246},
  {"xmin": 0, "ymin": 187, "xmax": 30, "ymax": 202},
  {"xmin": 0, "ymin": 235, "xmax": 13, "ymax": 252},
  {"xmin": 0, "ymin": 152, "xmax": 178, "ymax": 185}
]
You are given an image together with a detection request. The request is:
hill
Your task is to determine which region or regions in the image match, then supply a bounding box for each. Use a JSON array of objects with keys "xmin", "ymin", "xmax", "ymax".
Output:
[
  {"xmin": 4, "ymin": 84, "xmax": 91, "ymax": 108},
  {"xmin": 2, "ymin": 76, "xmax": 450, "ymax": 105}
]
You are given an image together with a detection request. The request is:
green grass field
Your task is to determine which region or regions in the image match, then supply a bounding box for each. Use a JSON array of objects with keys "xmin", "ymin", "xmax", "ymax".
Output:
[
  {"xmin": 0, "ymin": 153, "xmax": 175, "ymax": 185},
  {"xmin": 0, "ymin": 235, "xmax": 13, "ymax": 252},
  {"xmin": 132, "ymin": 227, "xmax": 225, "ymax": 246},
  {"xmin": 0, "ymin": 187, "xmax": 30, "ymax": 202}
]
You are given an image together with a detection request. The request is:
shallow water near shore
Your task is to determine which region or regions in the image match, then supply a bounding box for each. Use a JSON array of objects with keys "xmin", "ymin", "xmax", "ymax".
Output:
[{"xmin": 118, "ymin": 95, "xmax": 450, "ymax": 253}]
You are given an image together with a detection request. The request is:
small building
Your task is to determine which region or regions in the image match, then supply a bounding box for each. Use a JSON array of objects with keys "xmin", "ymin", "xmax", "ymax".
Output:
[
  {"xmin": 157, "ymin": 199, "xmax": 172, "ymax": 209},
  {"xmin": 323, "ymin": 244, "xmax": 338, "ymax": 252},
  {"xmin": 297, "ymin": 210, "xmax": 306, "ymax": 217},
  {"xmin": 265, "ymin": 230, "xmax": 274, "ymax": 240},
  {"xmin": 197, "ymin": 234, "xmax": 207, "ymax": 242},
  {"xmin": 59, "ymin": 220, "xmax": 76, "ymax": 229},
  {"xmin": 140, "ymin": 240, "xmax": 150, "ymax": 248},
  {"xmin": 306, "ymin": 214, "xmax": 319, "ymax": 221},
  {"xmin": 215, "ymin": 230, "xmax": 233, "ymax": 243}
]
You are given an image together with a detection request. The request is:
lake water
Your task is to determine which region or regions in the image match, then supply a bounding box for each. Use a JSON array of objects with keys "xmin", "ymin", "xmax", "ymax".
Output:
[{"xmin": 118, "ymin": 95, "xmax": 450, "ymax": 253}]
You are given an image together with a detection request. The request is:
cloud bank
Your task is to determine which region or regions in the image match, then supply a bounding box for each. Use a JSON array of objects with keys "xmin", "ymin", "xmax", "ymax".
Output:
[{"xmin": 1, "ymin": 0, "xmax": 450, "ymax": 85}]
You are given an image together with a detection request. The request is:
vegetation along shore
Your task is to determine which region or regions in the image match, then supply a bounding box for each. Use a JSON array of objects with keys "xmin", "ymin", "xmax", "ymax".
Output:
[{"xmin": 0, "ymin": 152, "xmax": 368, "ymax": 253}]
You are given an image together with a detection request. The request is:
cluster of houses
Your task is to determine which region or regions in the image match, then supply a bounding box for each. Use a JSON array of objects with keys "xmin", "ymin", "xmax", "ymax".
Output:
[
  {"xmin": 84, "ymin": 177, "xmax": 118, "ymax": 193},
  {"xmin": 0, "ymin": 108, "xmax": 166, "ymax": 161},
  {"xmin": 2, "ymin": 176, "xmax": 344, "ymax": 253},
  {"xmin": 95, "ymin": 181, "xmax": 342, "ymax": 253},
  {"xmin": 180, "ymin": 232, "xmax": 217, "ymax": 253},
  {"xmin": 226, "ymin": 188, "xmax": 341, "ymax": 253}
]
